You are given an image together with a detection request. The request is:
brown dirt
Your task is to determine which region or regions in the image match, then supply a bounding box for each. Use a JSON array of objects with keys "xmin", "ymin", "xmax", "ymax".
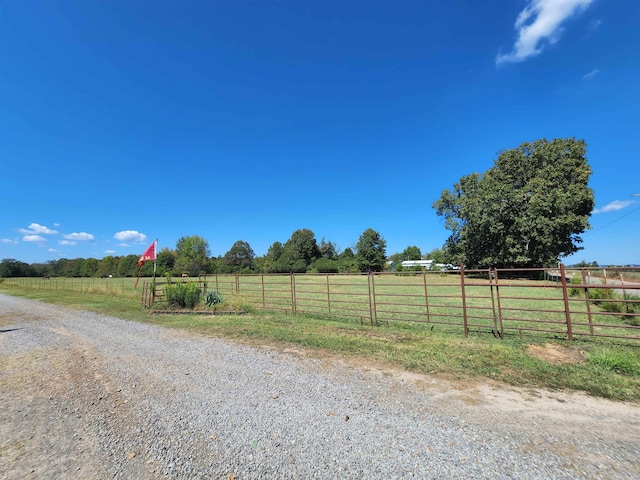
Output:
[{"xmin": 526, "ymin": 342, "xmax": 587, "ymax": 364}]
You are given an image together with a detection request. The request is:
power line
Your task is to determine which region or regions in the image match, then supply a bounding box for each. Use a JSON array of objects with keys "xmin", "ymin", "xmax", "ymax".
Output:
[{"xmin": 586, "ymin": 203, "xmax": 640, "ymax": 236}]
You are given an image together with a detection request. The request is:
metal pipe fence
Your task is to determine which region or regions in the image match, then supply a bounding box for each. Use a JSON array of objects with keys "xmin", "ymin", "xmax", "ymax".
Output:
[{"xmin": 5, "ymin": 265, "xmax": 640, "ymax": 342}]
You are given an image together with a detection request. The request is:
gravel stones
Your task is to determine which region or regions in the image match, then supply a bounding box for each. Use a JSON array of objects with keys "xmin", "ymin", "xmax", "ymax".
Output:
[{"xmin": 1, "ymin": 293, "xmax": 639, "ymax": 479}]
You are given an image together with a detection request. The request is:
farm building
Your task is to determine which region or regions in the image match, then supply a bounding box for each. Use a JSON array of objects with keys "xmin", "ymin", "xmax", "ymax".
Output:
[{"xmin": 401, "ymin": 260, "xmax": 434, "ymax": 269}]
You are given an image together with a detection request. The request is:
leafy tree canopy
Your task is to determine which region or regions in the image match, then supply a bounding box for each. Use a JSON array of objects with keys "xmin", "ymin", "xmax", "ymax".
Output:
[
  {"xmin": 319, "ymin": 237, "xmax": 338, "ymax": 260},
  {"xmin": 174, "ymin": 235, "xmax": 211, "ymax": 276},
  {"xmin": 355, "ymin": 228, "xmax": 387, "ymax": 272},
  {"xmin": 433, "ymin": 138, "xmax": 594, "ymax": 269},
  {"xmin": 402, "ymin": 245, "xmax": 422, "ymax": 261},
  {"xmin": 282, "ymin": 229, "xmax": 320, "ymax": 268},
  {"xmin": 223, "ymin": 240, "xmax": 256, "ymax": 272}
]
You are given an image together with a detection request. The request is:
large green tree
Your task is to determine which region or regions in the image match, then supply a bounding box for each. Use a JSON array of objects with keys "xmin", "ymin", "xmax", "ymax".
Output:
[
  {"xmin": 284, "ymin": 229, "xmax": 320, "ymax": 266},
  {"xmin": 174, "ymin": 235, "xmax": 211, "ymax": 275},
  {"xmin": 263, "ymin": 242, "xmax": 284, "ymax": 273},
  {"xmin": 271, "ymin": 229, "xmax": 320, "ymax": 272},
  {"xmin": 433, "ymin": 138, "xmax": 594, "ymax": 269},
  {"xmin": 355, "ymin": 228, "xmax": 387, "ymax": 272},
  {"xmin": 223, "ymin": 240, "xmax": 256, "ymax": 272}
]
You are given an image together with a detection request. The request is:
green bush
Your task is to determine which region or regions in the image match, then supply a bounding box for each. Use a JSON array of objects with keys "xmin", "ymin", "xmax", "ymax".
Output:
[
  {"xmin": 310, "ymin": 258, "xmax": 339, "ymax": 273},
  {"xmin": 205, "ymin": 290, "xmax": 224, "ymax": 307},
  {"xmin": 164, "ymin": 282, "xmax": 201, "ymax": 309}
]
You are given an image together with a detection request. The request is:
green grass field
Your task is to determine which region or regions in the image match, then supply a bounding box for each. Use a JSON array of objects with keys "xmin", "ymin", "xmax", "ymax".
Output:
[{"xmin": 2, "ymin": 274, "xmax": 639, "ymax": 402}]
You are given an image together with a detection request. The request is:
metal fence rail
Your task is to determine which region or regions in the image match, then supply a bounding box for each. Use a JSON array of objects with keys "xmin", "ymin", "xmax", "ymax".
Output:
[{"xmin": 5, "ymin": 265, "xmax": 640, "ymax": 342}]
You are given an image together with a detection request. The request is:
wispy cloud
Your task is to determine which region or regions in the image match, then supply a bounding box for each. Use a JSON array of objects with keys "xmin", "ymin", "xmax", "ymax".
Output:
[
  {"xmin": 496, "ymin": 0, "xmax": 594, "ymax": 65},
  {"xmin": 19, "ymin": 223, "xmax": 59, "ymax": 235},
  {"xmin": 63, "ymin": 232, "xmax": 95, "ymax": 241},
  {"xmin": 114, "ymin": 230, "xmax": 147, "ymax": 243},
  {"xmin": 1, "ymin": 238, "xmax": 18, "ymax": 244},
  {"xmin": 582, "ymin": 68, "xmax": 599, "ymax": 80},
  {"xmin": 588, "ymin": 18, "xmax": 602, "ymax": 31},
  {"xmin": 59, "ymin": 240, "xmax": 77, "ymax": 246},
  {"xmin": 23, "ymin": 235, "xmax": 47, "ymax": 243},
  {"xmin": 593, "ymin": 200, "xmax": 634, "ymax": 214}
]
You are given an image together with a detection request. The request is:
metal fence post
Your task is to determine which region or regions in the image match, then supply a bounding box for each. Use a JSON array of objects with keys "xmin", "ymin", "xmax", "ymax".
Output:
[
  {"xmin": 368, "ymin": 273, "xmax": 377, "ymax": 326},
  {"xmin": 291, "ymin": 273, "xmax": 297, "ymax": 315},
  {"xmin": 326, "ymin": 274, "xmax": 331, "ymax": 315},
  {"xmin": 560, "ymin": 264, "xmax": 573, "ymax": 341},
  {"xmin": 581, "ymin": 269, "xmax": 594, "ymax": 335},
  {"xmin": 423, "ymin": 272, "xmax": 430, "ymax": 323},
  {"xmin": 460, "ymin": 264, "xmax": 468, "ymax": 337}
]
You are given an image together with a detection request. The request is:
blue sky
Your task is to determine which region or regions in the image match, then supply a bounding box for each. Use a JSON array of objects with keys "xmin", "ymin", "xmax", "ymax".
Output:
[{"xmin": 1, "ymin": 0, "xmax": 638, "ymax": 266}]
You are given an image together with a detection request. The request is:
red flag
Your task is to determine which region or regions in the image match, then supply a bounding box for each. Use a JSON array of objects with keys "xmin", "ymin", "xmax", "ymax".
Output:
[{"xmin": 137, "ymin": 240, "xmax": 156, "ymax": 267}]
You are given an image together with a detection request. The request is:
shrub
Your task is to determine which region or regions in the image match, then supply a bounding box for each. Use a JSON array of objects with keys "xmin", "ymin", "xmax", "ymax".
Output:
[
  {"xmin": 164, "ymin": 282, "xmax": 201, "ymax": 309},
  {"xmin": 310, "ymin": 258, "xmax": 339, "ymax": 273},
  {"xmin": 205, "ymin": 290, "xmax": 224, "ymax": 307}
]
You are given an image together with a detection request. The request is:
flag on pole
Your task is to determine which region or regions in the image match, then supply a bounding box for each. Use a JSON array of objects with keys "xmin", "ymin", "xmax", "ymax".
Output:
[
  {"xmin": 135, "ymin": 239, "xmax": 157, "ymax": 288},
  {"xmin": 137, "ymin": 240, "xmax": 157, "ymax": 267}
]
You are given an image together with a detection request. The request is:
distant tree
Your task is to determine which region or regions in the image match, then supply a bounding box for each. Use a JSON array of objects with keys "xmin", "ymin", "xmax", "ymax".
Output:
[
  {"xmin": 402, "ymin": 245, "xmax": 422, "ymax": 261},
  {"xmin": 79, "ymin": 258, "xmax": 99, "ymax": 277},
  {"xmin": 425, "ymin": 247, "xmax": 446, "ymax": 264},
  {"xmin": 573, "ymin": 260, "xmax": 599, "ymax": 268},
  {"xmin": 174, "ymin": 235, "xmax": 211, "ymax": 276},
  {"xmin": 284, "ymin": 229, "xmax": 320, "ymax": 266},
  {"xmin": 355, "ymin": 228, "xmax": 387, "ymax": 272},
  {"xmin": 253, "ymin": 256, "xmax": 265, "ymax": 273},
  {"xmin": 30, "ymin": 263, "xmax": 50, "ymax": 277},
  {"xmin": 264, "ymin": 242, "xmax": 285, "ymax": 273},
  {"xmin": 310, "ymin": 257, "xmax": 340, "ymax": 273},
  {"xmin": 319, "ymin": 237, "xmax": 338, "ymax": 260},
  {"xmin": 0, "ymin": 258, "xmax": 36, "ymax": 277},
  {"xmin": 118, "ymin": 254, "xmax": 139, "ymax": 277},
  {"xmin": 156, "ymin": 248, "xmax": 176, "ymax": 277},
  {"xmin": 97, "ymin": 256, "xmax": 119, "ymax": 277},
  {"xmin": 433, "ymin": 138, "xmax": 594, "ymax": 268},
  {"xmin": 223, "ymin": 240, "xmax": 256, "ymax": 273}
]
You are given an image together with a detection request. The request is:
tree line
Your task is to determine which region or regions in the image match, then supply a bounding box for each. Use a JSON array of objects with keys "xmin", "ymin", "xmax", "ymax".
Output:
[{"xmin": 0, "ymin": 228, "xmax": 393, "ymax": 278}]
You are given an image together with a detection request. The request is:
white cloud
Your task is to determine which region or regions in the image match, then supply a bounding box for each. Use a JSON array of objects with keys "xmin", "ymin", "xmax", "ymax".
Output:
[
  {"xmin": 23, "ymin": 235, "xmax": 46, "ymax": 243},
  {"xmin": 1, "ymin": 238, "xmax": 18, "ymax": 244},
  {"xmin": 114, "ymin": 230, "xmax": 147, "ymax": 243},
  {"xmin": 582, "ymin": 68, "xmax": 599, "ymax": 80},
  {"xmin": 63, "ymin": 232, "xmax": 95, "ymax": 241},
  {"xmin": 496, "ymin": 0, "xmax": 594, "ymax": 65},
  {"xmin": 59, "ymin": 240, "xmax": 77, "ymax": 246},
  {"xmin": 592, "ymin": 200, "xmax": 634, "ymax": 214},
  {"xmin": 19, "ymin": 223, "xmax": 59, "ymax": 235},
  {"xmin": 104, "ymin": 249, "xmax": 117, "ymax": 255},
  {"xmin": 47, "ymin": 248, "xmax": 58, "ymax": 253}
]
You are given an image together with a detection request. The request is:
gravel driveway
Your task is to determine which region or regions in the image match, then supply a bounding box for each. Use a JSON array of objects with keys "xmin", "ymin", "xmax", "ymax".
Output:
[{"xmin": 1, "ymin": 293, "xmax": 639, "ymax": 479}]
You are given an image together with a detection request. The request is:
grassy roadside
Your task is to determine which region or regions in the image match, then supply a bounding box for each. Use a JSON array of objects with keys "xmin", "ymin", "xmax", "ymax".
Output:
[{"xmin": 2, "ymin": 284, "xmax": 639, "ymax": 402}]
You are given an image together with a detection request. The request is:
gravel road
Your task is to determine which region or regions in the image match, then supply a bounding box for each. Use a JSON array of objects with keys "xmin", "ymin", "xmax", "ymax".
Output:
[{"xmin": 1, "ymin": 293, "xmax": 639, "ymax": 479}]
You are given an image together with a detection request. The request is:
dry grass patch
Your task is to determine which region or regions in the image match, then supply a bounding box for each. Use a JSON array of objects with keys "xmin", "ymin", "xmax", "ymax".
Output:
[{"xmin": 526, "ymin": 343, "xmax": 587, "ymax": 365}]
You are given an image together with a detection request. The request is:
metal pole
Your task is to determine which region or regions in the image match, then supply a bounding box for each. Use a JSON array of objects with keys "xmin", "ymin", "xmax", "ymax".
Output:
[{"xmin": 560, "ymin": 264, "xmax": 573, "ymax": 341}]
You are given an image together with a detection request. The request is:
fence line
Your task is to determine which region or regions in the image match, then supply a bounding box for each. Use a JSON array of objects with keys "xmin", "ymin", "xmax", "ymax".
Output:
[
  {"xmin": 5, "ymin": 265, "xmax": 640, "ymax": 342},
  {"xmin": 142, "ymin": 266, "xmax": 640, "ymax": 342}
]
